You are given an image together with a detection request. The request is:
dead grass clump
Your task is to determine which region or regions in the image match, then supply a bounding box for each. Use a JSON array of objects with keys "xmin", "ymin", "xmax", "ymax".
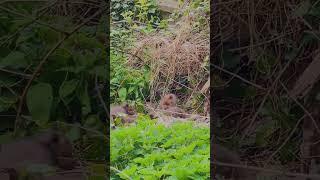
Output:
[
  {"xmin": 128, "ymin": 15, "xmax": 209, "ymax": 103},
  {"xmin": 212, "ymin": 0, "xmax": 320, "ymax": 178}
]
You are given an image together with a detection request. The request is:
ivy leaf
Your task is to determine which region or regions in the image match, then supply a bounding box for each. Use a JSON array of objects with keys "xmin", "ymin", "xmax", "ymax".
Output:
[{"xmin": 26, "ymin": 83, "xmax": 53, "ymax": 126}]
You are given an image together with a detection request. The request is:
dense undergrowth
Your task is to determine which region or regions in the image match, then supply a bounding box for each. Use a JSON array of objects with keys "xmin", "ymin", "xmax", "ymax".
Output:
[
  {"xmin": 211, "ymin": 0, "xmax": 320, "ymax": 178},
  {"xmin": 110, "ymin": 0, "xmax": 210, "ymax": 179},
  {"xmin": 110, "ymin": 0, "xmax": 209, "ymax": 108},
  {"xmin": 111, "ymin": 116, "xmax": 210, "ymax": 179},
  {"xmin": 0, "ymin": 1, "xmax": 108, "ymax": 178}
]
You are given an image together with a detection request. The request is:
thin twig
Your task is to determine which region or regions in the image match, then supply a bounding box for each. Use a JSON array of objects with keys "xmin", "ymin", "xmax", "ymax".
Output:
[
  {"xmin": 241, "ymin": 47, "xmax": 302, "ymax": 141},
  {"xmin": 211, "ymin": 64, "xmax": 265, "ymax": 90},
  {"xmin": 0, "ymin": 68, "xmax": 32, "ymax": 79}
]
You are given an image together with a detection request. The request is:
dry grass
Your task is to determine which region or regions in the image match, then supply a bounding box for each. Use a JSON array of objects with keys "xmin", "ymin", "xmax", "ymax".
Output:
[
  {"xmin": 211, "ymin": 0, "xmax": 320, "ymax": 178},
  {"xmin": 128, "ymin": 14, "xmax": 209, "ymax": 109}
]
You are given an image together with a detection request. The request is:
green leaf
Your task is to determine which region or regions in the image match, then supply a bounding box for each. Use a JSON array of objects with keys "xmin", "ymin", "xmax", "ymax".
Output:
[
  {"xmin": 66, "ymin": 125, "xmax": 81, "ymax": 142},
  {"xmin": 59, "ymin": 79, "xmax": 79, "ymax": 98},
  {"xmin": 0, "ymin": 51, "xmax": 27, "ymax": 69},
  {"xmin": 111, "ymin": 117, "xmax": 209, "ymax": 179},
  {"xmin": 118, "ymin": 88, "xmax": 127, "ymax": 101},
  {"xmin": 26, "ymin": 83, "xmax": 53, "ymax": 126},
  {"xmin": 38, "ymin": 26, "xmax": 60, "ymax": 44},
  {"xmin": 78, "ymin": 81, "xmax": 91, "ymax": 116}
]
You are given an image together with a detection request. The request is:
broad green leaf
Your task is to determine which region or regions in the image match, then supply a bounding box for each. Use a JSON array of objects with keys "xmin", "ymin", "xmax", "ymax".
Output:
[
  {"xmin": 0, "ymin": 51, "xmax": 27, "ymax": 69},
  {"xmin": 59, "ymin": 79, "xmax": 79, "ymax": 98},
  {"xmin": 26, "ymin": 83, "xmax": 53, "ymax": 126}
]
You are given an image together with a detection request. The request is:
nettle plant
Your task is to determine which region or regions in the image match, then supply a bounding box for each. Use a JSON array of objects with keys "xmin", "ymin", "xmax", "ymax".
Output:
[{"xmin": 111, "ymin": 115, "xmax": 210, "ymax": 179}]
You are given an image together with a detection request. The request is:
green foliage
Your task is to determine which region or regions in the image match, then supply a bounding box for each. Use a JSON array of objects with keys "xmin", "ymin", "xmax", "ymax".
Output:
[
  {"xmin": 26, "ymin": 83, "xmax": 53, "ymax": 127},
  {"xmin": 0, "ymin": 2, "xmax": 107, "ymax": 175},
  {"xmin": 111, "ymin": 0, "xmax": 135, "ymax": 21},
  {"xmin": 0, "ymin": 8, "xmax": 107, "ymax": 121},
  {"xmin": 111, "ymin": 115, "xmax": 210, "ymax": 179},
  {"xmin": 110, "ymin": 51, "xmax": 150, "ymax": 104},
  {"xmin": 111, "ymin": 0, "xmax": 161, "ymax": 26},
  {"xmin": 110, "ymin": 28, "xmax": 134, "ymax": 51}
]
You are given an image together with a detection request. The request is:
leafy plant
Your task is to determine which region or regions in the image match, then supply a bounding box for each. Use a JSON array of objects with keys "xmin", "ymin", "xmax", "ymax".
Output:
[
  {"xmin": 0, "ymin": 2, "xmax": 107, "ymax": 178},
  {"xmin": 111, "ymin": 0, "xmax": 161, "ymax": 28},
  {"xmin": 111, "ymin": 115, "xmax": 210, "ymax": 179},
  {"xmin": 110, "ymin": 51, "xmax": 150, "ymax": 104}
]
